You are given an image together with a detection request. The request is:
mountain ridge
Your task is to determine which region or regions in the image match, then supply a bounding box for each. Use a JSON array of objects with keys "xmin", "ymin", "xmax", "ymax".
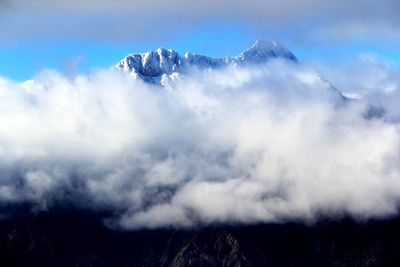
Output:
[{"xmin": 116, "ymin": 39, "xmax": 297, "ymax": 83}]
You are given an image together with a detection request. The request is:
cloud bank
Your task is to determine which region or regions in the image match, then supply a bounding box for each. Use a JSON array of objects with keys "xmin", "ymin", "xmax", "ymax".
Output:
[
  {"xmin": 0, "ymin": 0, "xmax": 399, "ymax": 43},
  {"xmin": 0, "ymin": 60, "xmax": 399, "ymax": 229}
]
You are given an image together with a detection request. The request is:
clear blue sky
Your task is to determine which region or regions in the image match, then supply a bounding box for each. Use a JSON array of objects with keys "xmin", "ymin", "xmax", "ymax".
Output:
[{"xmin": 1, "ymin": 22, "xmax": 399, "ymax": 82}]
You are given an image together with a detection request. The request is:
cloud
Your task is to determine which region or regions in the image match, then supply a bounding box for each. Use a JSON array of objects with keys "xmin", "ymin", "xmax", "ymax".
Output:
[
  {"xmin": 312, "ymin": 55, "xmax": 400, "ymax": 120},
  {"xmin": 0, "ymin": 59, "xmax": 400, "ymax": 228},
  {"xmin": 0, "ymin": 0, "xmax": 399, "ymax": 43}
]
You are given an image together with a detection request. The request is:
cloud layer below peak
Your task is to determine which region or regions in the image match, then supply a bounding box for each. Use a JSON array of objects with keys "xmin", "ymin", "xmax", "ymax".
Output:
[{"xmin": 0, "ymin": 59, "xmax": 400, "ymax": 229}]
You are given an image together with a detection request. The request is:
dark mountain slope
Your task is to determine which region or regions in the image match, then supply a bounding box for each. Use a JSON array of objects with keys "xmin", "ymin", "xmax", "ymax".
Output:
[{"xmin": 1, "ymin": 210, "xmax": 400, "ymax": 267}]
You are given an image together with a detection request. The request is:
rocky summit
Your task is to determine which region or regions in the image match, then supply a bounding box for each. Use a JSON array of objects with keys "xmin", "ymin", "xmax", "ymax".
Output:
[{"xmin": 115, "ymin": 39, "xmax": 297, "ymax": 83}]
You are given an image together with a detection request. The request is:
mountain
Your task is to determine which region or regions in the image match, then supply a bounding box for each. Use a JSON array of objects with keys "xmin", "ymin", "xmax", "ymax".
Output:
[
  {"xmin": 1, "ymin": 210, "xmax": 400, "ymax": 267},
  {"xmin": 115, "ymin": 39, "xmax": 297, "ymax": 83}
]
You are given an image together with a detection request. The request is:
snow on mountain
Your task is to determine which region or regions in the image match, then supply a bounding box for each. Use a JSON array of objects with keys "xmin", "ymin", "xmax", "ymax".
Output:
[
  {"xmin": 236, "ymin": 39, "xmax": 297, "ymax": 63},
  {"xmin": 115, "ymin": 39, "xmax": 297, "ymax": 84}
]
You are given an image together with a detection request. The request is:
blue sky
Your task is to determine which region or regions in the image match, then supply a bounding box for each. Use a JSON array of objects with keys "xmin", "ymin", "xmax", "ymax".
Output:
[
  {"xmin": 1, "ymin": 1, "xmax": 399, "ymax": 81},
  {"xmin": 1, "ymin": 26, "xmax": 399, "ymax": 82}
]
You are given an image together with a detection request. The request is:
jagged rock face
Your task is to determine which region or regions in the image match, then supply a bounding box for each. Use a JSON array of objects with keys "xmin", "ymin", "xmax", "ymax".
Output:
[
  {"xmin": 1, "ymin": 210, "xmax": 400, "ymax": 267},
  {"xmin": 119, "ymin": 48, "xmax": 182, "ymax": 78},
  {"xmin": 164, "ymin": 231, "xmax": 248, "ymax": 267},
  {"xmin": 116, "ymin": 39, "xmax": 297, "ymax": 83}
]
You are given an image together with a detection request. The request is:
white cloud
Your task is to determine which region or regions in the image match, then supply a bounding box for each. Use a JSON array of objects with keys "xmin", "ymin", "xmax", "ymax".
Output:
[
  {"xmin": 0, "ymin": 0, "xmax": 399, "ymax": 43},
  {"xmin": 0, "ymin": 60, "xmax": 399, "ymax": 228}
]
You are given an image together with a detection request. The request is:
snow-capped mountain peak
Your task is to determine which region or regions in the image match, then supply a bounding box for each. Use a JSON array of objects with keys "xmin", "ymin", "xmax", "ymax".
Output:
[
  {"xmin": 116, "ymin": 39, "xmax": 297, "ymax": 83},
  {"xmin": 237, "ymin": 39, "xmax": 297, "ymax": 63}
]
